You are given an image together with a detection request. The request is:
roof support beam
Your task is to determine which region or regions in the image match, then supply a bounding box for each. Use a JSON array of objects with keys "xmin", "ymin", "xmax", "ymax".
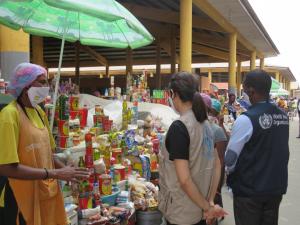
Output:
[
  {"xmin": 193, "ymin": 0, "xmax": 264, "ymax": 58},
  {"xmin": 47, "ymin": 56, "xmax": 224, "ymax": 68},
  {"xmin": 123, "ymin": 2, "xmax": 224, "ymax": 33},
  {"xmin": 160, "ymin": 37, "xmax": 179, "ymax": 63},
  {"xmin": 192, "ymin": 43, "xmax": 228, "ymax": 61},
  {"xmin": 80, "ymin": 45, "xmax": 108, "ymax": 66},
  {"xmin": 141, "ymin": 20, "xmax": 250, "ymax": 57}
]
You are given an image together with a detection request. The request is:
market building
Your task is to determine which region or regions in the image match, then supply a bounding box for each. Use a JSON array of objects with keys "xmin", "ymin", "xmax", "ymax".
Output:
[{"xmin": 1, "ymin": 0, "xmax": 293, "ymax": 96}]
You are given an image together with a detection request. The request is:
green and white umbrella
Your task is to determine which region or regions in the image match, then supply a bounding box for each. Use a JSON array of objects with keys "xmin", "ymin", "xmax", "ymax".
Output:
[
  {"xmin": 0, "ymin": 0, "xmax": 154, "ymax": 130},
  {"xmin": 0, "ymin": 0, "xmax": 153, "ymax": 48},
  {"xmin": 270, "ymin": 88, "xmax": 289, "ymax": 96},
  {"xmin": 271, "ymin": 77, "xmax": 281, "ymax": 91}
]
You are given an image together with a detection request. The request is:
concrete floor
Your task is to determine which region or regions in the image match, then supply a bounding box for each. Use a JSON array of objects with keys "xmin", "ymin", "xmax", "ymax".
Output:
[{"xmin": 221, "ymin": 117, "xmax": 300, "ymax": 225}]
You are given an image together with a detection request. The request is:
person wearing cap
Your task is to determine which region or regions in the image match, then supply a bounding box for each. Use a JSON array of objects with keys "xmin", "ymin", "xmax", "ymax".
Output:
[
  {"xmin": 0, "ymin": 63, "xmax": 89, "ymax": 225},
  {"xmin": 201, "ymin": 94, "xmax": 228, "ymax": 222}
]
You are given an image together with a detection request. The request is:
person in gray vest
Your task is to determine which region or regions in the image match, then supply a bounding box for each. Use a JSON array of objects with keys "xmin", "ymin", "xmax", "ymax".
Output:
[
  {"xmin": 159, "ymin": 72, "xmax": 227, "ymax": 225},
  {"xmin": 225, "ymin": 70, "xmax": 289, "ymax": 225}
]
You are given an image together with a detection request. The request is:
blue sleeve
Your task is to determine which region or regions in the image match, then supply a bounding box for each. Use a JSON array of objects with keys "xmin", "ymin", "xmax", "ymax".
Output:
[
  {"xmin": 214, "ymin": 126, "xmax": 227, "ymax": 143},
  {"xmin": 225, "ymin": 115, "xmax": 253, "ymax": 173}
]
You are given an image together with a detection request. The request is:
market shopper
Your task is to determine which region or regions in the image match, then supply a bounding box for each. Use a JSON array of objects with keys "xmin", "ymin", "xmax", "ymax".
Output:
[
  {"xmin": 0, "ymin": 63, "xmax": 89, "ymax": 225},
  {"xmin": 209, "ymin": 98, "xmax": 228, "ymax": 211},
  {"xmin": 159, "ymin": 72, "xmax": 227, "ymax": 225},
  {"xmin": 225, "ymin": 93, "xmax": 238, "ymax": 120},
  {"xmin": 225, "ymin": 69, "xmax": 289, "ymax": 225}
]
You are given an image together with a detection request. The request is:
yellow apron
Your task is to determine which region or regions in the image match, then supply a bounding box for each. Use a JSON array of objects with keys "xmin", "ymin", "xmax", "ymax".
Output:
[{"xmin": 8, "ymin": 104, "xmax": 67, "ymax": 225}]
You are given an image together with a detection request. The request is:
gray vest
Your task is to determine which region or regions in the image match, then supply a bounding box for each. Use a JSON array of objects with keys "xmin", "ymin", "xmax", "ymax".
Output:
[{"xmin": 158, "ymin": 110, "xmax": 215, "ymax": 225}]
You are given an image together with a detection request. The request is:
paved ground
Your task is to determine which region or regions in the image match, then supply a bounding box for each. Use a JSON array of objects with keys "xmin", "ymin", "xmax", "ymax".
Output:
[{"xmin": 221, "ymin": 117, "xmax": 300, "ymax": 225}]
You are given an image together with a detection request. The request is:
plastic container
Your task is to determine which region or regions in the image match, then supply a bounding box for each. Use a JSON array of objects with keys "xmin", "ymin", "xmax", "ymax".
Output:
[
  {"xmin": 101, "ymin": 186, "xmax": 120, "ymax": 206},
  {"xmin": 136, "ymin": 210, "xmax": 162, "ymax": 225}
]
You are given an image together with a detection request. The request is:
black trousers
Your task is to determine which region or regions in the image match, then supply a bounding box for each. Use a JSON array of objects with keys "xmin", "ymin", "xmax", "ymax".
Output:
[
  {"xmin": 233, "ymin": 196, "xmax": 282, "ymax": 225},
  {"xmin": 0, "ymin": 177, "xmax": 26, "ymax": 225}
]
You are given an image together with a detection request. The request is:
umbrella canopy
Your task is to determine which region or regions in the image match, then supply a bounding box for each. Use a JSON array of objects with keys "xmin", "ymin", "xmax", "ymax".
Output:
[
  {"xmin": 271, "ymin": 77, "xmax": 281, "ymax": 91},
  {"xmin": 0, "ymin": 0, "xmax": 154, "ymax": 131},
  {"xmin": 0, "ymin": 0, "xmax": 153, "ymax": 49},
  {"xmin": 270, "ymin": 88, "xmax": 289, "ymax": 96}
]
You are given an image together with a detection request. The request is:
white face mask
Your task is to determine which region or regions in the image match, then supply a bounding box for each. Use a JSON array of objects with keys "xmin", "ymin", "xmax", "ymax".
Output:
[
  {"xmin": 27, "ymin": 87, "xmax": 50, "ymax": 108},
  {"xmin": 168, "ymin": 97, "xmax": 179, "ymax": 114}
]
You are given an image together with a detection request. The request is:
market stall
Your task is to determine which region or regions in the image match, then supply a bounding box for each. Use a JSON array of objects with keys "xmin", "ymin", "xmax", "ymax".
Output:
[{"xmin": 49, "ymin": 90, "xmax": 177, "ymax": 225}]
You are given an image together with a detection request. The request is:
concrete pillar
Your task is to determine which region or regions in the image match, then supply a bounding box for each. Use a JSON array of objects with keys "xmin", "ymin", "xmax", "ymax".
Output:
[
  {"xmin": 228, "ymin": 33, "xmax": 237, "ymax": 95},
  {"xmin": 0, "ymin": 25, "xmax": 29, "ymax": 81},
  {"xmin": 275, "ymin": 72, "xmax": 280, "ymax": 82},
  {"xmin": 180, "ymin": 0, "xmax": 192, "ymax": 72},
  {"xmin": 260, "ymin": 57, "xmax": 264, "ymax": 70},
  {"xmin": 250, "ymin": 51, "xmax": 256, "ymax": 70},
  {"xmin": 237, "ymin": 60, "xmax": 242, "ymax": 97}
]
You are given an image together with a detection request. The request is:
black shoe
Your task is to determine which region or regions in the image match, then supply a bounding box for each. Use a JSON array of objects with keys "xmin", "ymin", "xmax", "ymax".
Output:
[{"xmin": 297, "ymin": 136, "xmax": 300, "ymax": 138}]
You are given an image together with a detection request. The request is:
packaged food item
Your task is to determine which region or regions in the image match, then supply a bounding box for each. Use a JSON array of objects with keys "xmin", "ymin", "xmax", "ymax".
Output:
[
  {"xmin": 57, "ymin": 136, "xmax": 71, "ymax": 149},
  {"xmin": 59, "ymin": 94, "xmax": 70, "ymax": 120},
  {"xmin": 114, "ymin": 165, "xmax": 126, "ymax": 180},
  {"xmin": 70, "ymin": 95, "xmax": 79, "ymax": 111},
  {"xmin": 95, "ymin": 105, "xmax": 103, "ymax": 116},
  {"xmin": 103, "ymin": 145, "xmax": 111, "ymax": 169},
  {"xmin": 112, "ymin": 148, "xmax": 122, "ymax": 164},
  {"xmin": 85, "ymin": 133, "xmax": 93, "ymax": 150},
  {"xmin": 99, "ymin": 174, "xmax": 112, "ymax": 196},
  {"xmin": 58, "ymin": 120, "xmax": 69, "ymax": 136}
]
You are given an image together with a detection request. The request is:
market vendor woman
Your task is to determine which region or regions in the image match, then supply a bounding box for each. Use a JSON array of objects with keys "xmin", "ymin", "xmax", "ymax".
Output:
[{"xmin": 0, "ymin": 63, "xmax": 89, "ymax": 225}]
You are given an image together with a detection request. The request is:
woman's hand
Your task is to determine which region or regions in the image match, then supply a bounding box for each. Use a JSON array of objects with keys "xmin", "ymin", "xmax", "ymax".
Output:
[
  {"xmin": 49, "ymin": 166, "xmax": 90, "ymax": 183},
  {"xmin": 204, "ymin": 204, "xmax": 228, "ymax": 224}
]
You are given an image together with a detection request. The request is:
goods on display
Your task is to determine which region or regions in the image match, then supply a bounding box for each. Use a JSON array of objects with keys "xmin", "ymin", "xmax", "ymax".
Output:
[{"xmin": 50, "ymin": 87, "xmax": 166, "ymax": 224}]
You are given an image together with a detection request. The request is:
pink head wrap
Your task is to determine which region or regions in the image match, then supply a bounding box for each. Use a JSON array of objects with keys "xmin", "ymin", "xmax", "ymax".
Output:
[{"xmin": 7, "ymin": 63, "xmax": 47, "ymax": 99}]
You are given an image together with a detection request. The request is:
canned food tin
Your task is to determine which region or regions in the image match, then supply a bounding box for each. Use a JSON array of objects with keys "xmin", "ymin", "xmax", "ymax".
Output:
[
  {"xmin": 95, "ymin": 105, "xmax": 103, "ymax": 116},
  {"xmin": 57, "ymin": 136, "xmax": 71, "ymax": 149},
  {"xmin": 70, "ymin": 95, "xmax": 79, "ymax": 111},
  {"xmin": 93, "ymin": 115, "xmax": 102, "ymax": 127},
  {"xmin": 58, "ymin": 120, "xmax": 69, "ymax": 136},
  {"xmin": 99, "ymin": 174, "xmax": 112, "ymax": 196},
  {"xmin": 113, "ymin": 170, "xmax": 121, "ymax": 183},
  {"xmin": 114, "ymin": 165, "xmax": 126, "ymax": 180},
  {"xmin": 112, "ymin": 148, "xmax": 122, "ymax": 164}
]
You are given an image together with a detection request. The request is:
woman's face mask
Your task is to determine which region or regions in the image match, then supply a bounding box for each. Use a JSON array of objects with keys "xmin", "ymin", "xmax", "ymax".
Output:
[
  {"xmin": 27, "ymin": 86, "xmax": 50, "ymax": 108},
  {"xmin": 168, "ymin": 89, "xmax": 179, "ymax": 114}
]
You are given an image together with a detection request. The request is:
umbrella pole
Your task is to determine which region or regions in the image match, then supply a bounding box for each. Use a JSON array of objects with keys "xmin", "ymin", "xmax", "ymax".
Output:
[{"xmin": 50, "ymin": 32, "xmax": 66, "ymax": 132}]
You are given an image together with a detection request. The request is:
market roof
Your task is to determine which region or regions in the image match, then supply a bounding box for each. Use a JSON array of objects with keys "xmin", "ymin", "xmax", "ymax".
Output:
[
  {"xmin": 264, "ymin": 66, "xmax": 297, "ymax": 82},
  {"xmin": 40, "ymin": 0, "xmax": 279, "ymax": 68},
  {"xmin": 206, "ymin": 0, "xmax": 279, "ymax": 57}
]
